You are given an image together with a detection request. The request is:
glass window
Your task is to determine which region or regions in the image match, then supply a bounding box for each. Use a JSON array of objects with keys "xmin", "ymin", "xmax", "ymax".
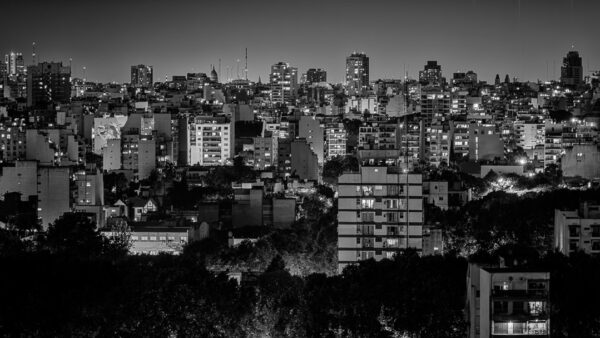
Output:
[
  {"xmin": 360, "ymin": 199, "xmax": 374, "ymax": 209},
  {"xmin": 569, "ymin": 225, "xmax": 580, "ymax": 237},
  {"xmin": 492, "ymin": 322, "xmax": 508, "ymax": 335},
  {"xmin": 528, "ymin": 301, "xmax": 544, "ymax": 316},
  {"xmin": 361, "ymin": 212, "xmax": 375, "ymax": 222},
  {"xmin": 361, "ymin": 186, "xmax": 374, "ymax": 196},
  {"xmin": 527, "ymin": 321, "xmax": 548, "ymax": 335},
  {"xmin": 493, "ymin": 301, "xmax": 508, "ymax": 314}
]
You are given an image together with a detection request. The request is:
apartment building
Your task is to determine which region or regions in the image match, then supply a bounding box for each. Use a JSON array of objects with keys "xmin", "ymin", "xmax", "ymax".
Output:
[
  {"xmin": 188, "ymin": 118, "xmax": 232, "ymax": 166},
  {"xmin": 325, "ymin": 123, "xmax": 347, "ymax": 159},
  {"xmin": 337, "ymin": 166, "xmax": 423, "ymax": 273},
  {"xmin": 466, "ymin": 263, "xmax": 550, "ymax": 337},
  {"xmin": 555, "ymin": 202, "xmax": 600, "ymax": 255}
]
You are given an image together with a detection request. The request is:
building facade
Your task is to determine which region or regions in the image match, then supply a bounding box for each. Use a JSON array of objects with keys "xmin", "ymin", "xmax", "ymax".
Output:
[
  {"xmin": 560, "ymin": 50, "xmax": 583, "ymax": 86},
  {"xmin": 467, "ymin": 264, "xmax": 550, "ymax": 337},
  {"xmin": 27, "ymin": 62, "xmax": 71, "ymax": 107},
  {"xmin": 269, "ymin": 62, "xmax": 298, "ymax": 104},
  {"xmin": 131, "ymin": 64, "xmax": 153, "ymax": 88},
  {"xmin": 325, "ymin": 123, "xmax": 347, "ymax": 159},
  {"xmin": 345, "ymin": 52, "xmax": 369, "ymax": 95},
  {"xmin": 337, "ymin": 166, "xmax": 423, "ymax": 273},
  {"xmin": 555, "ymin": 202, "xmax": 600, "ymax": 256}
]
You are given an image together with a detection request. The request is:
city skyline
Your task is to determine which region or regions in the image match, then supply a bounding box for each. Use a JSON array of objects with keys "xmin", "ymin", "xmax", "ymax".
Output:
[{"xmin": 1, "ymin": 0, "xmax": 599, "ymax": 84}]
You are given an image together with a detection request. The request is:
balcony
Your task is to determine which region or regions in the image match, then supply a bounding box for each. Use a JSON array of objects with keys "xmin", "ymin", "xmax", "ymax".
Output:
[{"xmin": 492, "ymin": 289, "xmax": 548, "ymax": 298}]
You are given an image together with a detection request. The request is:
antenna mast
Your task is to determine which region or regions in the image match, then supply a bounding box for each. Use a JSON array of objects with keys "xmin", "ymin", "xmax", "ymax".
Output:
[
  {"xmin": 245, "ymin": 48, "xmax": 248, "ymax": 80},
  {"xmin": 32, "ymin": 42, "xmax": 37, "ymax": 65}
]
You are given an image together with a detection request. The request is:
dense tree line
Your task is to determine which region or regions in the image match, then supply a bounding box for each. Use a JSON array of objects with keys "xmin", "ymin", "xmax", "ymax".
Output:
[
  {"xmin": 0, "ymin": 240, "xmax": 467, "ymax": 337},
  {"xmin": 2, "ymin": 184, "xmax": 600, "ymax": 336},
  {"xmin": 442, "ymin": 189, "xmax": 600, "ymax": 254}
]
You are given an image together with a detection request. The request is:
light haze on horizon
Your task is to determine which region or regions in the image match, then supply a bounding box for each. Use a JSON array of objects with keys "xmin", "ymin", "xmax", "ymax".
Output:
[{"xmin": 1, "ymin": 0, "xmax": 598, "ymax": 84}]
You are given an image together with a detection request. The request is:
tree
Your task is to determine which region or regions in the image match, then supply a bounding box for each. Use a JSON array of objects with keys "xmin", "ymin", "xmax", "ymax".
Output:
[
  {"xmin": 41, "ymin": 213, "xmax": 128, "ymax": 258},
  {"xmin": 323, "ymin": 155, "xmax": 359, "ymax": 184}
]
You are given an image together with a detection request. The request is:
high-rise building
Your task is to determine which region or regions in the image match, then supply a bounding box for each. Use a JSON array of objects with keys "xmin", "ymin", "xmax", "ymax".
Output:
[
  {"xmin": 337, "ymin": 166, "xmax": 423, "ymax": 273},
  {"xmin": 452, "ymin": 71, "xmax": 477, "ymax": 86},
  {"xmin": 345, "ymin": 52, "xmax": 369, "ymax": 94},
  {"xmin": 130, "ymin": 64, "xmax": 153, "ymax": 88},
  {"xmin": 269, "ymin": 62, "xmax": 298, "ymax": 104},
  {"xmin": 306, "ymin": 68, "xmax": 327, "ymax": 84},
  {"xmin": 74, "ymin": 167, "xmax": 104, "ymax": 206},
  {"xmin": 121, "ymin": 134, "xmax": 156, "ymax": 180},
  {"xmin": 298, "ymin": 115, "xmax": 324, "ymax": 164},
  {"xmin": 358, "ymin": 122, "xmax": 400, "ymax": 151},
  {"xmin": 419, "ymin": 61, "xmax": 443, "ymax": 86},
  {"xmin": 252, "ymin": 136, "xmax": 278, "ymax": 170},
  {"xmin": 26, "ymin": 62, "xmax": 71, "ymax": 107},
  {"xmin": 427, "ymin": 123, "xmax": 451, "ymax": 167},
  {"xmin": 5, "ymin": 52, "xmax": 25, "ymax": 76},
  {"xmin": 290, "ymin": 139, "xmax": 319, "ymax": 181},
  {"xmin": 560, "ymin": 50, "xmax": 583, "ymax": 86},
  {"xmin": 325, "ymin": 123, "xmax": 347, "ymax": 159},
  {"xmin": 185, "ymin": 117, "xmax": 233, "ymax": 166}
]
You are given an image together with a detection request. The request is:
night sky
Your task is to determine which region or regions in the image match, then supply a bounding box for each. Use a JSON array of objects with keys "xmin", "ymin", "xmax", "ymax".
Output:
[{"xmin": 2, "ymin": 0, "xmax": 598, "ymax": 84}]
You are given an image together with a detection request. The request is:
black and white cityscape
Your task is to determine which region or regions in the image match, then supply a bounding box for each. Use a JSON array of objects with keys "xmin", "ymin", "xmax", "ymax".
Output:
[{"xmin": 1, "ymin": 0, "xmax": 600, "ymax": 337}]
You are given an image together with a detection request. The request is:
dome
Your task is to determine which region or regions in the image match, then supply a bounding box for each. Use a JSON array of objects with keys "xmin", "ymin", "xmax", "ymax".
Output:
[{"xmin": 210, "ymin": 66, "xmax": 218, "ymax": 82}]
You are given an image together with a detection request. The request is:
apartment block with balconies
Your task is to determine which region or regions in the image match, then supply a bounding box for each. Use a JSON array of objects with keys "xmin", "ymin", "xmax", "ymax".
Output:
[
  {"xmin": 337, "ymin": 166, "xmax": 423, "ymax": 273},
  {"xmin": 467, "ymin": 263, "xmax": 550, "ymax": 337},
  {"xmin": 555, "ymin": 202, "xmax": 600, "ymax": 256}
]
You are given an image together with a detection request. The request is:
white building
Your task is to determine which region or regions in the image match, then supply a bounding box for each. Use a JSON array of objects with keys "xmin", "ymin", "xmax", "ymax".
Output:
[
  {"xmin": 325, "ymin": 123, "xmax": 347, "ymax": 159},
  {"xmin": 515, "ymin": 121, "xmax": 545, "ymax": 150},
  {"xmin": 188, "ymin": 119, "xmax": 232, "ymax": 166},
  {"xmin": 555, "ymin": 202, "xmax": 600, "ymax": 256}
]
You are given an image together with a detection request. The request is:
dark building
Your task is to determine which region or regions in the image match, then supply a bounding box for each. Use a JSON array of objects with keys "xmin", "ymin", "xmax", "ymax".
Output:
[
  {"xmin": 210, "ymin": 66, "xmax": 218, "ymax": 83},
  {"xmin": 419, "ymin": 61, "xmax": 443, "ymax": 86},
  {"xmin": 277, "ymin": 138, "xmax": 292, "ymax": 177},
  {"xmin": 452, "ymin": 70, "xmax": 477, "ymax": 86},
  {"xmin": 560, "ymin": 50, "xmax": 583, "ymax": 86},
  {"xmin": 345, "ymin": 52, "xmax": 369, "ymax": 94},
  {"xmin": 26, "ymin": 62, "xmax": 71, "ymax": 107},
  {"xmin": 306, "ymin": 68, "xmax": 327, "ymax": 84},
  {"xmin": 290, "ymin": 138, "xmax": 319, "ymax": 181},
  {"xmin": 130, "ymin": 64, "xmax": 153, "ymax": 88}
]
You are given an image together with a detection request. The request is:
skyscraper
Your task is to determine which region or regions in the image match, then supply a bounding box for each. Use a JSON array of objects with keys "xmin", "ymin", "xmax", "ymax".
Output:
[
  {"xmin": 306, "ymin": 68, "xmax": 327, "ymax": 84},
  {"xmin": 345, "ymin": 52, "xmax": 369, "ymax": 95},
  {"xmin": 269, "ymin": 61, "xmax": 298, "ymax": 104},
  {"xmin": 4, "ymin": 52, "xmax": 25, "ymax": 76},
  {"xmin": 418, "ymin": 61, "xmax": 443, "ymax": 86},
  {"xmin": 130, "ymin": 64, "xmax": 153, "ymax": 88},
  {"xmin": 26, "ymin": 62, "xmax": 72, "ymax": 107},
  {"xmin": 560, "ymin": 50, "xmax": 583, "ymax": 86}
]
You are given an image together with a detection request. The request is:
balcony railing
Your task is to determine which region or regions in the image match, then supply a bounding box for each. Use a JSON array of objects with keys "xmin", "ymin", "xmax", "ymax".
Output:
[{"xmin": 492, "ymin": 289, "xmax": 548, "ymax": 298}]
